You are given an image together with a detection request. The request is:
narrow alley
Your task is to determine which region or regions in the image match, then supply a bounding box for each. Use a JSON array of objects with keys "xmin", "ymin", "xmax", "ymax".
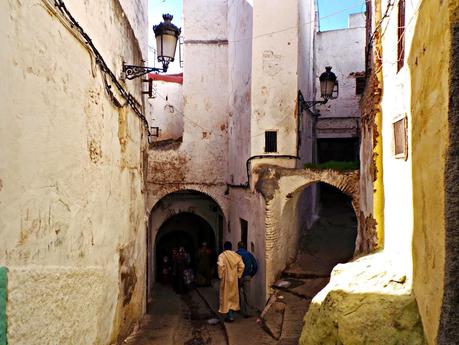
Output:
[
  {"xmin": 123, "ymin": 184, "xmax": 356, "ymax": 345},
  {"xmin": 1, "ymin": 0, "xmax": 459, "ymax": 344}
]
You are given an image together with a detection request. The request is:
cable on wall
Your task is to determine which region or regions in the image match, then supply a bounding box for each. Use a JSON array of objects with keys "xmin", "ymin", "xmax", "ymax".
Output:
[{"xmin": 41, "ymin": 0, "xmax": 152, "ymax": 138}]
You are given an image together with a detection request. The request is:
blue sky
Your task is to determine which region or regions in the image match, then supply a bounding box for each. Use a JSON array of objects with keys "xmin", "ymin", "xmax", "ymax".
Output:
[
  {"xmin": 148, "ymin": 0, "xmax": 183, "ymax": 70},
  {"xmin": 317, "ymin": 0, "xmax": 366, "ymax": 31}
]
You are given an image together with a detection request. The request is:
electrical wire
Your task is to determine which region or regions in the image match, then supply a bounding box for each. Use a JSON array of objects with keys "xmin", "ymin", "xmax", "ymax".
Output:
[{"xmin": 42, "ymin": 0, "xmax": 152, "ymax": 137}]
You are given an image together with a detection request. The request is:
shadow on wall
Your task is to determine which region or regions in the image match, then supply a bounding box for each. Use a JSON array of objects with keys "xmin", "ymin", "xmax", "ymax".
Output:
[
  {"xmin": 409, "ymin": 1, "xmax": 459, "ymax": 344},
  {"xmin": 283, "ymin": 183, "xmax": 357, "ymax": 276},
  {"xmin": 300, "ymin": 290, "xmax": 425, "ymax": 345}
]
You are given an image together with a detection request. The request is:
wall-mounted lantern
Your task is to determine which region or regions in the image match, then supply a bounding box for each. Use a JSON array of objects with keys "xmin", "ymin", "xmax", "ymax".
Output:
[
  {"xmin": 319, "ymin": 66, "xmax": 338, "ymax": 99},
  {"xmin": 121, "ymin": 14, "xmax": 181, "ymax": 80},
  {"xmin": 299, "ymin": 66, "xmax": 338, "ymax": 111}
]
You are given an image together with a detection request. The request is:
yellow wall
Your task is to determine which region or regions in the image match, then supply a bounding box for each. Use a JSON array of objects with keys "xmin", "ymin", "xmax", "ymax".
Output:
[{"xmin": 409, "ymin": 0, "xmax": 458, "ymax": 343}]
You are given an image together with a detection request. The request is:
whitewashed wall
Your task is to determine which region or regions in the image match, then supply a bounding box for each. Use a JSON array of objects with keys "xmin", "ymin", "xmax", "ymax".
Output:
[
  {"xmin": 148, "ymin": 81, "xmax": 184, "ymax": 140},
  {"xmin": 0, "ymin": 0, "xmax": 148, "ymax": 344},
  {"xmin": 314, "ymin": 17, "xmax": 365, "ymax": 138},
  {"xmin": 251, "ymin": 0, "xmax": 299, "ymax": 165}
]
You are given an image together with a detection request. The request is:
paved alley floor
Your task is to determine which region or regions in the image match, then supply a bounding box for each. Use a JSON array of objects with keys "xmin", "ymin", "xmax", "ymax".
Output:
[
  {"xmin": 123, "ymin": 187, "xmax": 355, "ymax": 345},
  {"xmin": 123, "ymin": 278, "xmax": 327, "ymax": 345}
]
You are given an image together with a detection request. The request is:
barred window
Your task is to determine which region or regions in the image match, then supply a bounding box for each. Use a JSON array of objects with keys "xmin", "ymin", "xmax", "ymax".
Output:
[{"xmin": 265, "ymin": 131, "xmax": 277, "ymax": 153}]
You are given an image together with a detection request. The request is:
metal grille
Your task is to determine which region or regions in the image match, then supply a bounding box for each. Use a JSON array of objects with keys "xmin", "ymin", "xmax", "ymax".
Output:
[{"xmin": 265, "ymin": 131, "xmax": 277, "ymax": 153}]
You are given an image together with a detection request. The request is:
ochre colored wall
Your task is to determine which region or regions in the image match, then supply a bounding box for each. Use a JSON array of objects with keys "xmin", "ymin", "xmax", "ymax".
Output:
[{"xmin": 409, "ymin": 0, "xmax": 459, "ymax": 343}]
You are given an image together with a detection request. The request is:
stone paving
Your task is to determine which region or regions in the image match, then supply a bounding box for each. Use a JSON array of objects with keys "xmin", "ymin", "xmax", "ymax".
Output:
[
  {"xmin": 195, "ymin": 278, "xmax": 325, "ymax": 345},
  {"xmin": 124, "ymin": 186, "xmax": 355, "ymax": 345}
]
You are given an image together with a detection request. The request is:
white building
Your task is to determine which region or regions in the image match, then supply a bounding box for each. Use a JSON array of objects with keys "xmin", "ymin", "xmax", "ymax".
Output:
[
  {"xmin": 146, "ymin": 0, "xmax": 366, "ymax": 308},
  {"xmin": 314, "ymin": 13, "xmax": 366, "ymax": 162},
  {"xmin": 1, "ymin": 0, "xmax": 149, "ymax": 343}
]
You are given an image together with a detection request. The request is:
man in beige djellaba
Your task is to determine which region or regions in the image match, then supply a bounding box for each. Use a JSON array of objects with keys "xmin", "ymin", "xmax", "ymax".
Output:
[{"xmin": 217, "ymin": 241, "xmax": 245, "ymax": 322}]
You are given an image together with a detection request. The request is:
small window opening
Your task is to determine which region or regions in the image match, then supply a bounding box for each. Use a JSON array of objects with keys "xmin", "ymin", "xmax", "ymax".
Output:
[
  {"xmin": 397, "ymin": 0, "xmax": 406, "ymax": 72},
  {"xmin": 265, "ymin": 131, "xmax": 277, "ymax": 152},
  {"xmin": 240, "ymin": 218, "xmax": 248, "ymax": 247},
  {"xmin": 356, "ymin": 77, "xmax": 366, "ymax": 95},
  {"xmin": 393, "ymin": 116, "xmax": 408, "ymax": 159}
]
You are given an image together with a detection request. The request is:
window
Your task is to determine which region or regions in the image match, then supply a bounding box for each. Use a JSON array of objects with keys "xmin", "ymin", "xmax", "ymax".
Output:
[
  {"xmin": 356, "ymin": 76, "xmax": 366, "ymax": 95},
  {"xmin": 397, "ymin": 0, "xmax": 406, "ymax": 72},
  {"xmin": 265, "ymin": 131, "xmax": 277, "ymax": 152},
  {"xmin": 393, "ymin": 116, "xmax": 408, "ymax": 159},
  {"xmin": 240, "ymin": 218, "xmax": 248, "ymax": 246}
]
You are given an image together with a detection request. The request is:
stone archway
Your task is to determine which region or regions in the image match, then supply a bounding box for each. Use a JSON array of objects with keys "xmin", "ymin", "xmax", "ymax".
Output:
[
  {"xmin": 154, "ymin": 212, "xmax": 216, "ymax": 282},
  {"xmin": 253, "ymin": 165, "xmax": 362, "ymax": 290},
  {"xmin": 146, "ymin": 190, "xmax": 225, "ymax": 302}
]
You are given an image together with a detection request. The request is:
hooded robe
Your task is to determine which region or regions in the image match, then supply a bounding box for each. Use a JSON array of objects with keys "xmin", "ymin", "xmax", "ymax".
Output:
[{"xmin": 217, "ymin": 250, "xmax": 245, "ymax": 313}]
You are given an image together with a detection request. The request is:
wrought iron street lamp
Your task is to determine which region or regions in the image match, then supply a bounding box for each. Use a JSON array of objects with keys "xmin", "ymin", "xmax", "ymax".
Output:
[
  {"xmin": 299, "ymin": 66, "xmax": 338, "ymax": 110},
  {"xmin": 122, "ymin": 14, "xmax": 181, "ymax": 80}
]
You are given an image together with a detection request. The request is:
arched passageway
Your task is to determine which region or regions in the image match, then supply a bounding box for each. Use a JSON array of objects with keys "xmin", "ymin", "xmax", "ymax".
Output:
[
  {"xmin": 297, "ymin": 183, "xmax": 357, "ymax": 274},
  {"xmin": 147, "ymin": 190, "xmax": 225, "ymax": 304},
  {"xmin": 280, "ymin": 181, "xmax": 358, "ymax": 278},
  {"xmin": 155, "ymin": 212, "xmax": 216, "ymax": 282}
]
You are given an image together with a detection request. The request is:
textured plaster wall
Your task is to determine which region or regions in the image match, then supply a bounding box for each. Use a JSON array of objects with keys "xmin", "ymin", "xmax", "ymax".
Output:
[
  {"xmin": 358, "ymin": 0, "xmax": 381, "ymax": 253},
  {"xmin": 148, "ymin": 81, "xmax": 184, "ymax": 141},
  {"xmin": 298, "ymin": 0, "xmax": 316, "ymax": 103},
  {"xmin": 349, "ymin": 12, "xmax": 366, "ymax": 29},
  {"xmin": 379, "ymin": 0, "xmax": 417, "ymax": 269},
  {"xmin": 251, "ymin": 0, "xmax": 299, "ymax": 163},
  {"xmin": 225, "ymin": 189, "xmax": 267, "ymax": 308},
  {"xmin": 314, "ymin": 23, "xmax": 365, "ymax": 138},
  {"xmin": 0, "ymin": 0, "xmax": 147, "ymax": 343},
  {"xmin": 254, "ymin": 166, "xmax": 360, "ymax": 288},
  {"xmin": 408, "ymin": 0, "xmax": 458, "ymax": 343},
  {"xmin": 228, "ymin": 0, "xmax": 253, "ymax": 184},
  {"xmin": 180, "ymin": 0, "xmax": 229, "ymax": 182}
]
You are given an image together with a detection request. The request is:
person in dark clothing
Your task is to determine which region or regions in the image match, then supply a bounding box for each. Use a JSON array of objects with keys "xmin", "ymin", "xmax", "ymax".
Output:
[
  {"xmin": 160, "ymin": 255, "xmax": 172, "ymax": 284},
  {"xmin": 174, "ymin": 247, "xmax": 189, "ymax": 294},
  {"xmin": 196, "ymin": 242, "xmax": 213, "ymax": 286},
  {"xmin": 236, "ymin": 241, "xmax": 258, "ymax": 317}
]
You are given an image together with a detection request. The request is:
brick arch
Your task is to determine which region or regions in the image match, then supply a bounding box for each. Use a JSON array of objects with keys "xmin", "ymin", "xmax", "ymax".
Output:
[
  {"xmin": 254, "ymin": 165, "xmax": 364, "ymax": 290},
  {"xmin": 281, "ymin": 171, "xmax": 363, "ymax": 257},
  {"xmin": 283, "ymin": 170, "xmax": 360, "ymax": 219}
]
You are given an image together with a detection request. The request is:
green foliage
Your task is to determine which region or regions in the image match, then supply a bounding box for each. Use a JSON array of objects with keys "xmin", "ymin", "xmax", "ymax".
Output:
[{"xmin": 304, "ymin": 161, "xmax": 359, "ymax": 171}]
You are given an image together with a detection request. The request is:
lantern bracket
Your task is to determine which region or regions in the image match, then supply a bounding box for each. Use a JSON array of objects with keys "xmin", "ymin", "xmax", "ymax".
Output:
[
  {"xmin": 121, "ymin": 62, "xmax": 165, "ymax": 81},
  {"xmin": 298, "ymin": 90, "xmax": 329, "ymax": 112}
]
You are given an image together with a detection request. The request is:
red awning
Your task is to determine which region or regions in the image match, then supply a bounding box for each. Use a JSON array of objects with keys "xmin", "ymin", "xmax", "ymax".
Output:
[{"xmin": 148, "ymin": 73, "xmax": 183, "ymax": 84}]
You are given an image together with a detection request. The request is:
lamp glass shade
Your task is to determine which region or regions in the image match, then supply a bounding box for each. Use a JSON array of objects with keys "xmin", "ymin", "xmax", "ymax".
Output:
[
  {"xmin": 320, "ymin": 79, "xmax": 335, "ymax": 98},
  {"xmin": 319, "ymin": 66, "xmax": 337, "ymax": 99},
  {"xmin": 153, "ymin": 14, "xmax": 181, "ymax": 71},
  {"xmin": 155, "ymin": 33, "xmax": 178, "ymax": 63}
]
